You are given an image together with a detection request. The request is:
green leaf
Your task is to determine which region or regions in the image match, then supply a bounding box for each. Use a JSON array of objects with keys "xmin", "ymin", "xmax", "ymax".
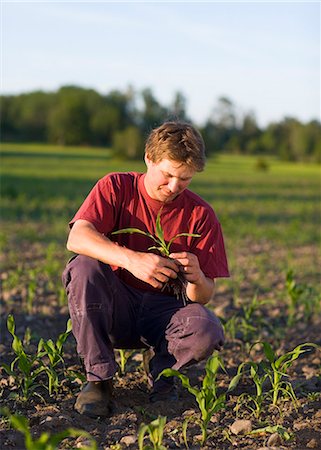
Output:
[
  {"xmin": 112, "ymin": 227, "xmax": 150, "ymax": 237},
  {"xmin": 167, "ymin": 232, "xmax": 201, "ymax": 251},
  {"xmin": 228, "ymin": 372, "xmax": 243, "ymax": 392},
  {"xmin": 159, "ymin": 368, "xmax": 199, "ymax": 397},
  {"xmin": 7, "ymin": 314, "xmax": 15, "ymax": 336},
  {"xmin": 260, "ymin": 342, "xmax": 275, "ymax": 363},
  {"xmin": 155, "ymin": 208, "xmax": 165, "ymax": 245},
  {"xmin": 148, "ymin": 245, "xmax": 167, "ymax": 255}
]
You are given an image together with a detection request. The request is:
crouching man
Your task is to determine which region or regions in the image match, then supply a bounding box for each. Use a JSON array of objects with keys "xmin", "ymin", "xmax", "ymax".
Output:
[{"xmin": 62, "ymin": 121, "xmax": 229, "ymax": 418}]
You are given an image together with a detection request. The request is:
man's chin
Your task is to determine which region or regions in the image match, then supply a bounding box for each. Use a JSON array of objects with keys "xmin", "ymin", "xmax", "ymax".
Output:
[{"xmin": 161, "ymin": 193, "xmax": 179, "ymax": 203}]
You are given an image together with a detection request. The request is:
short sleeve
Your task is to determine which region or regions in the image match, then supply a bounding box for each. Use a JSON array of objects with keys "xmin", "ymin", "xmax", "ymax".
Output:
[
  {"xmin": 192, "ymin": 208, "xmax": 229, "ymax": 279},
  {"xmin": 69, "ymin": 176, "xmax": 118, "ymax": 234}
]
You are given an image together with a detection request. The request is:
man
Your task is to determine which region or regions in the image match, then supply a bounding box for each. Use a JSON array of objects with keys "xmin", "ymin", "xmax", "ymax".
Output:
[{"xmin": 62, "ymin": 121, "xmax": 229, "ymax": 418}]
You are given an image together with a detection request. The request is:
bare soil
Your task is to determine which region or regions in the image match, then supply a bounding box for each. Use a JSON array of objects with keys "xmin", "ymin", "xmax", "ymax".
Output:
[{"xmin": 0, "ymin": 242, "xmax": 320, "ymax": 450}]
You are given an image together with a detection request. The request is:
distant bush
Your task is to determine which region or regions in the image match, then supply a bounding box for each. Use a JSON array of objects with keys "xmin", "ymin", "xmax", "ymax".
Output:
[
  {"xmin": 255, "ymin": 157, "xmax": 269, "ymax": 171},
  {"xmin": 112, "ymin": 126, "xmax": 144, "ymax": 160}
]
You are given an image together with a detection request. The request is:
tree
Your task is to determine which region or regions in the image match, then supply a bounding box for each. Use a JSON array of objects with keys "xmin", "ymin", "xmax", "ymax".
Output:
[
  {"xmin": 112, "ymin": 126, "xmax": 143, "ymax": 160},
  {"xmin": 48, "ymin": 86, "xmax": 98, "ymax": 145},
  {"xmin": 202, "ymin": 97, "xmax": 241, "ymax": 154},
  {"xmin": 168, "ymin": 91, "xmax": 188, "ymax": 122},
  {"xmin": 139, "ymin": 88, "xmax": 168, "ymax": 133},
  {"xmin": 239, "ymin": 112, "xmax": 261, "ymax": 154}
]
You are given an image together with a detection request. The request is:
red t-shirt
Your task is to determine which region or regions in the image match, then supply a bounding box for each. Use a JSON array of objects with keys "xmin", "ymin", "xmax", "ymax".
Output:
[{"xmin": 70, "ymin": 172, "xmax": 229, "ymax": 292}]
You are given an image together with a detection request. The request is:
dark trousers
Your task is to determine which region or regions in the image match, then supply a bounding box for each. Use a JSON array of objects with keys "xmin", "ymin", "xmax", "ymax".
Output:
[{"xmin": 62, "ymin": 255, "xmax": 224, "ymax": 383}]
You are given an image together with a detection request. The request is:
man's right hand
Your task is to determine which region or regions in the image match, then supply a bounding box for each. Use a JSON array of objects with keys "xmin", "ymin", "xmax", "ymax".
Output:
[
  {"xmin": 67, "ymin": 220, "xmax": 179, "ymax": 289},
  {"xmin": 127, "ymin": 252, "xmax": 179, "ymax": 289}
]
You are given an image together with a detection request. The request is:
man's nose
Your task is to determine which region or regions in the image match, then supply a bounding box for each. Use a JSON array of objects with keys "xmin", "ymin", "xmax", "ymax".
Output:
[{"xmin": 168, "ymin": 178, "xmax": 181, "ymax": 193}]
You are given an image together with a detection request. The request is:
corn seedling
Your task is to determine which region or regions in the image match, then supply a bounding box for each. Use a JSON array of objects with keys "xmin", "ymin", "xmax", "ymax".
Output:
[
  {"xmin": 286, "ymin": 270, "xmax": 321, "ymax": 326},
  {"xmin": 250, "ymin": 424, "xmax": 292, "ymax": 441},
  {"xmin": 2, "ymin": 315, "xmax": 46, "ymax": 401},
  {"xmin": 228, "ymin": 361, "xmax": 269, "ymax": 418},
  {"xmin": 43, "ymin": 243, "xmax": 61, "ymax": 291},
  {"xmin": 138, "ymin": 415, "xmax": 167, "ymax": 450},
  {"xmin": 57, "ymin": 285, "xmax": 67, "ymax": 307},
  {"xmin": 112, "ymin": 207, "xmax": 200, "ymax": 304},
  {"xmin": 222, "ymin": 314, "xmax": 238, "ymax": 340},
  {"xmin": 2, "ymin": 408, "xmax": 97, "ymax": 450},
  {"xmin": 116, "ymin": 349, "xmax": 135, "ymax": 375},
  {"xmin": 26, "ymin": 268, "xmax": 38, "ymax": 314},
  {"xmin": 254, "ymin": 341, "xmax": 317, "ymax": 407},
  {"xmin": 159, "ymin": 353, "xmax": 226, "ymax": 447},
  {"xmin": 38, "ymin": 319, "xmax": 72, "ymax": 395},
  {"xmin": 223, "ymin": 294, "xmax": 271, "ymax": 348},
  {"xmin": 2, "ymin": 265, "xmax": 24, "ymax": 291}
]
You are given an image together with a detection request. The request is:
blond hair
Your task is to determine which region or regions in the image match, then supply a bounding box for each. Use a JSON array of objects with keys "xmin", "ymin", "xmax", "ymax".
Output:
[{"xmin": 145, "ymin": 121, "xmax": 206, "ymax": 172}]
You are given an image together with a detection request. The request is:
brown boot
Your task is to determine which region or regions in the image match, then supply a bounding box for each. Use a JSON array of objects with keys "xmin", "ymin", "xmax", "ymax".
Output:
[{"xmin": 74, "ymin": 380, "xmax": 114, "ymax": 418}]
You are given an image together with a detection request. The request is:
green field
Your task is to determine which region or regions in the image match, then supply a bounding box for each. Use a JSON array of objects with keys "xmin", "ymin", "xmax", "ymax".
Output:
[
  {"xmin": 1, "ymin": 143, "xmax": 321, "ymax": 449},
  {"xmin": 1, "ymin": 143, "xmax": 320, "ymax": 282}
]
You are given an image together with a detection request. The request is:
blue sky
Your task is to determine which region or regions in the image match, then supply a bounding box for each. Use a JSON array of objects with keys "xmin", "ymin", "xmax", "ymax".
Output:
[{"xmin": 1, "ymin": 1, "xmax": 320, "ymax": 127}]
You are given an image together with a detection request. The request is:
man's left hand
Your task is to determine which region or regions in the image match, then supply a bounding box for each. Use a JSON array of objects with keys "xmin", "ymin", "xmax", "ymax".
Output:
[{"xmin": 169, "ymin": 251, "xmax": 202, "ymax": 285}]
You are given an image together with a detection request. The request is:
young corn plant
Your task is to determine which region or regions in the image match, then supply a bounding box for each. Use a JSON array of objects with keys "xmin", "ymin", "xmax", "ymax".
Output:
[
  {"xmin": 2, "ymin": 408, "xmax": 97, "ymax": 450},
  {"xmin": 228, "ymin": 361, "xmax": 269, "ymax": 419},
  {"xmin": 250, "ymin": 424, "xmax": 292, "ymax": 441},
  {"xmin": 2, "ymin": 314, "xmax": 46, "ymax": 401},
  {"xmin": 116, "ymin": 349, "xmax": 136, "ymax": 375},
  {"xmin": 223, "ymin": 294, "xmax": 271, "ymax": 350},
  {"xmin": 254, "ymin": 341, "xmax": 317, "ymax": 407},
  {"xmin": 286, "ymin": 270, "xmax": 320, "ymax": 326},
  {"xmin": 159, "ymin": 353, "xmax": 226, "ymax": 447},
  {"xmin": 112, "ymin": 207, "xmax": 200, "ymax": 304},
  {"xmin": 26, "ymin": 268, "xmax": 38, "ymax": 315},
  {"xmin": 138, "ymin": 415, "xmax": 167, "ymax": 450},
  {"xmin": 37, "ymin": 319, "xmax": 72, "ymax": 395}
]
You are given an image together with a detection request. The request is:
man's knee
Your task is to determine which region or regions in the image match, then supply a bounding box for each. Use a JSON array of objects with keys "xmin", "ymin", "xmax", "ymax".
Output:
[
  {"xmin": 167, "ymin": 303, "xmax": 224, "ymax": 367},
  {"xmin": 69, "ymin": 254, "xmax": 102, "ymax": 278},
  {"xmin": 63, "ymin": 254, "xmax": 112, "ymax": 287},
  {"xmin": 188, "ymin": 304, "xmax": 224, "ymax": 357}
]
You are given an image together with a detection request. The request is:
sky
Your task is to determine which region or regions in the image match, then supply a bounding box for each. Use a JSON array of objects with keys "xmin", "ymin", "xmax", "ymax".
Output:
[{"xmin": 1, "ymin": 1, "xmax": 320, "ymax": 128}]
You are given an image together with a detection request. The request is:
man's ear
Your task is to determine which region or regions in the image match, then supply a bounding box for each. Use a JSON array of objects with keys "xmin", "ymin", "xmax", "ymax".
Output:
[{"xmin": 144, "ymin": 153, "xmax": 151, "ymax": 165}]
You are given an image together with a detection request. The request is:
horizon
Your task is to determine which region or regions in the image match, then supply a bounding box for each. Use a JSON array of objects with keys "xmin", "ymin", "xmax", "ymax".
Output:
[{"xmin": 2, "ymin": 1, "xmax": 320, "ymax": 128}]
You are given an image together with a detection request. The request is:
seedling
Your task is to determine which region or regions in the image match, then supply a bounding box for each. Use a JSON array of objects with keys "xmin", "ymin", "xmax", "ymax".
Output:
[
  {"xmin": 228, "ymin": 361, "xmax": 269, "ymax": 418},
  {"xmin": 112, "ymin": 207, "xmax": 200, "ymax": 303},
  {"xmin": 2, "ymin": 314, "xmax": 45, "ymax": 401},
  {"xmin": 229, "ymin": 342, "xmax": 318, "ymax": 415},
  {"xmin": 254, "ymin": 341, "xmax": 317, "ymax": 407},
  {"xmin": 250, "ymin": 424, "xmax": 292, "ymax": 441},
  {"xmin": 38, "ymin": 319, "xmax": 72, "ymax": 395},
  {"xmin": 159, "ymin": 353, "xmax": 226, "ymax": 447},
  {"xmin": 286, "ymin": 270, "xmax": 321, "ymax": 326},
  {"xmin": 138, "ymin": 415, "xmax": 167, "ymax": 450},
  {"xmin": 26, "ymin": 268, "xmax": 38, "ymax": 315},
  {"xmin": 223, "ymin": 294, "xmax": 271, "ymax": 349},
  {"xmin": 2, "ymin": 408, "xmax": 97, "ymax": 450},
  {"xmin": 116, "ymin": 348, "xmax": 135, "ymax": 375},
  {"xmin": 2, "ymin": 315, "xmax": 76, "ymax": 399}
]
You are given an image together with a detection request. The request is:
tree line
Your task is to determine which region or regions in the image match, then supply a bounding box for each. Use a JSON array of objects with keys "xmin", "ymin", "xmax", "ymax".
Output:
[{"xmin": 1, "ymin": 85, "xmax": 320, "ymax": 162}]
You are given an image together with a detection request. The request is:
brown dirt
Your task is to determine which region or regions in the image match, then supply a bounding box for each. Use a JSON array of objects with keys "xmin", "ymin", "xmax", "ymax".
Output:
[{"xmin": 0, "ymin": 242, "xmax": 320, "ymax": 450}]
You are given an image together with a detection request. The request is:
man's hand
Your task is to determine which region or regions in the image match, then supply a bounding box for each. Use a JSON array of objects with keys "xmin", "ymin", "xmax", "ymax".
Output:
[
  {"xmin": 127, "ymin": 252, "xmax": 179, "ymax": 289},
  {"xmin": 169, "ymin": 251, "xmax": 215, "ymax": 304},
  {"xmin": 169, "ymin": 251, "xmax": 202, "ymax": 284}
]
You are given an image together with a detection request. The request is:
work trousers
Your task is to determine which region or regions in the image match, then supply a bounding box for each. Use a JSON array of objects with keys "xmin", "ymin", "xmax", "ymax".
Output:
[{"xmin": 62, "ymin": 255, "xmax": 224, "ymax": 384}]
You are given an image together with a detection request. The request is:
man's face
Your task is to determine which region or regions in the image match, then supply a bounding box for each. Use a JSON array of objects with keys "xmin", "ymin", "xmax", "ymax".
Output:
[{"xmin": 144, "ymin": 155, "xmax": 196, "ymax": 203}]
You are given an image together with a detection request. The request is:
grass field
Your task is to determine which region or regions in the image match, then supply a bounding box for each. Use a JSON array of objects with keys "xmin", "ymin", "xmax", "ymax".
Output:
[
  {"xmin": 1, "ymin": 143, "xmax": 320, "ymax": 284},
  {"xmin": 1, "ymin": 143, "xmax": 320, "ymax": 449}
]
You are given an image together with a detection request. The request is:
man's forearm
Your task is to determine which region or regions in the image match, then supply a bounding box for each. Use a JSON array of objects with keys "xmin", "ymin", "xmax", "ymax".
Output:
[
  {"xmin": 186, "ymin": 275, "xmax": 215, "ymax": 305},
  {"xmin": 66, "ymin": 219, "xmax": 134, "ymax": 270}
]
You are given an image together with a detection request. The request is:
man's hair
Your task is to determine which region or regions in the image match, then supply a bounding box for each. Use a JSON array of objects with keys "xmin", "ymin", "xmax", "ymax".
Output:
[{"xmin": 145, "ymin": 121, "xmax": 206, "ymax": 172}]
